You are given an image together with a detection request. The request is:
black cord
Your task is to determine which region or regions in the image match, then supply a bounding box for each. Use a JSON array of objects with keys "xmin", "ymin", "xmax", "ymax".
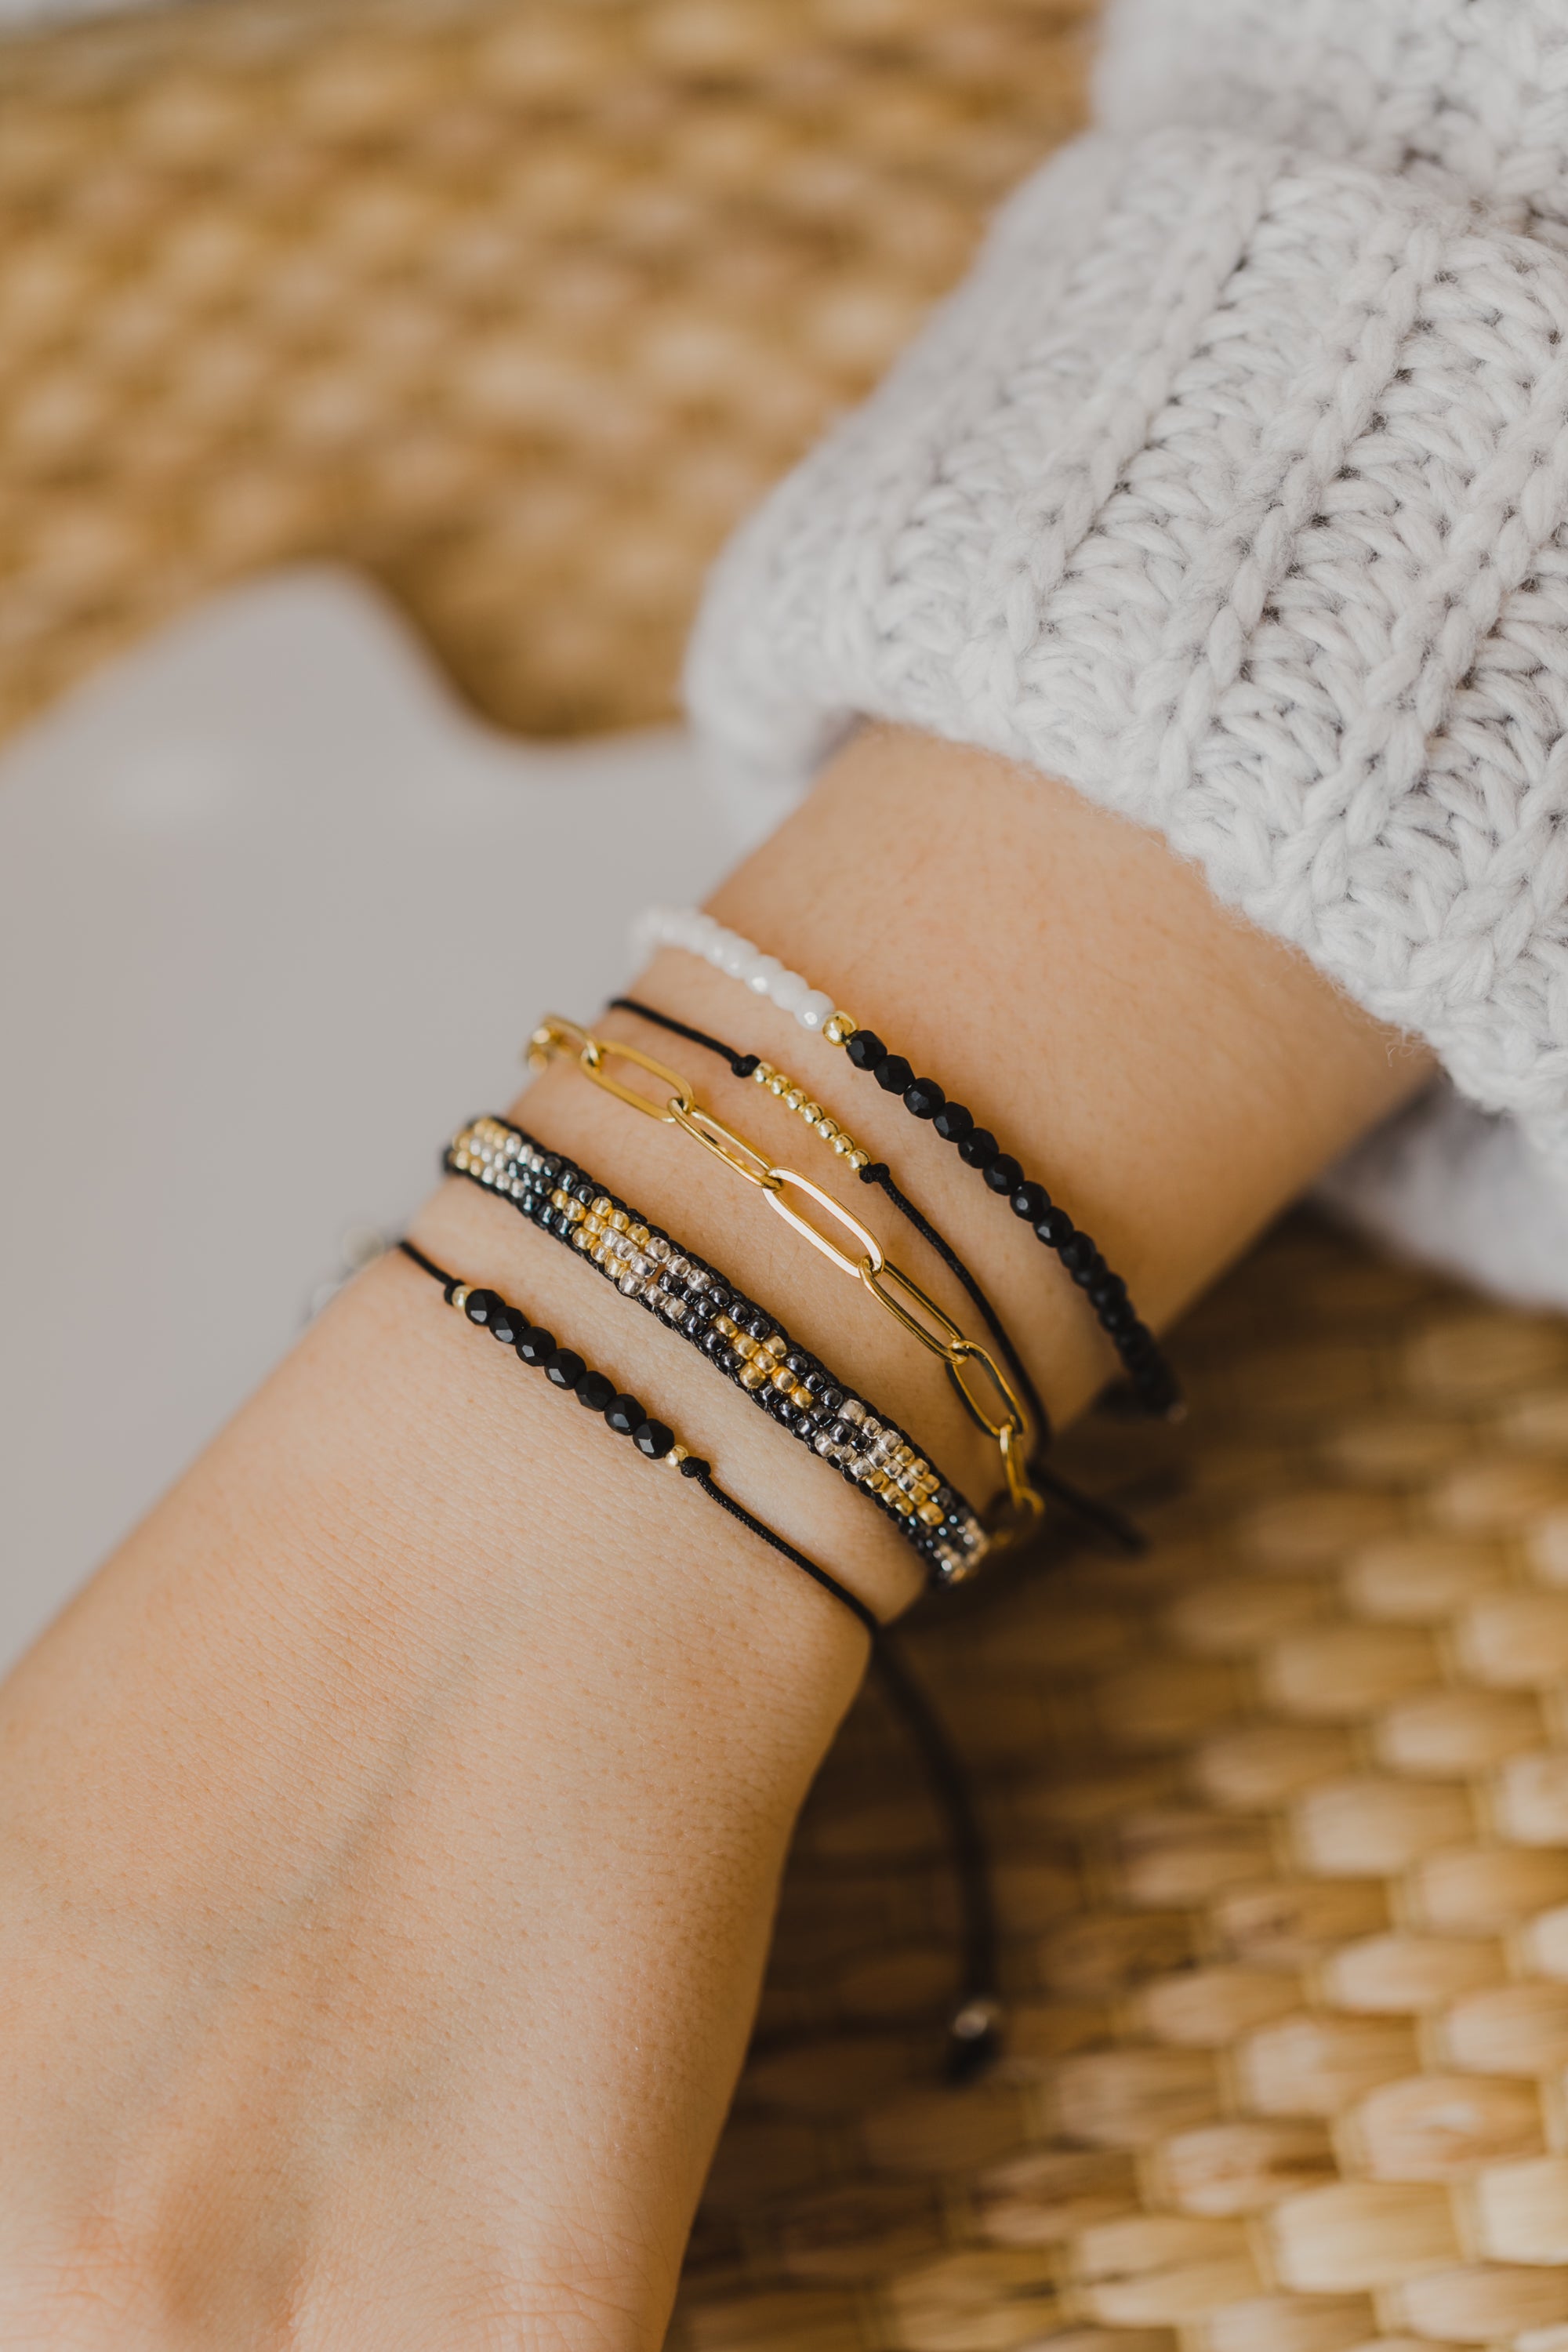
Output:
[
  {"xmin": 396, "ymin": 1232, "xmax": 1004, "ymax": 2074},
  {"xmin": 611, "ymin": 996, "xmax": 760, "ymax": 1080},
  {"xmin": 608, "ymin": 997, "xmax": 1144, "ymax": 1555},
  {"xmin": 870, "ymin": 1637, "xmax": 1002, "ymax": 2083}
]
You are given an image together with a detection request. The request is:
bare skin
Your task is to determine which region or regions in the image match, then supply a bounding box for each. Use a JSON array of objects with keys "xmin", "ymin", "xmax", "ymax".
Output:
[{"xmin": 0, "ymin": 726, "xmax": 1431, "ymax": 2347}]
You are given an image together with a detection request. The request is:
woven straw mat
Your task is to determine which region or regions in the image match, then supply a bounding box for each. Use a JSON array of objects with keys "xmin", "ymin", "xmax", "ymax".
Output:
[
  {"xmin": 0, "ymin": 0, "xmax": 1089, "ymax": 741},
  {"xmin": 13, "ymin": 6, "xmax": 1568, "ymax": 2350}
]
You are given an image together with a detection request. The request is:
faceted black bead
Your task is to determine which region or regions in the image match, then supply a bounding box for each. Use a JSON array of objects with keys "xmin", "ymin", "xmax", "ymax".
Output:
[
  {"xmin": 633, "ymin": 1418, "xmax": 674, "ymax": 1460},
  {"xmin": 1089, "ymin": 1272, "xmax": 1127, "ymax": 1309},
  {"xmin": 932, "ymin": 1100, "xmax": 975, "ymax": 1145},
  {"xmin": 903, "ymin": 1076, "xmax": 945, "ymax": 1120},
  {"xmin": 818, "ymin": 1385, "xmax": 844, "ymax": 1414},
  {"xmin": 1033, "ymin": 1207, "xmax": 1074, "ymax": 1249},
  {"xmin": 983, "ymin": 1152, "xmax": 1022, "ymax": 1195},
  {"xmin": 577, "ymin": 1370, "xmax": 617, "ymax": 1414},
  {"xmin": 873, "ymin": 1052, "xmax": 914, "ymax": 1095},
  {"xmin": 1121, "ymin": 1323, "xmax": 1156, "ymax": 1359},
  {"xmin": 487, "ymin": 1298, "xmax": 526, "ymax": 1348},
  {"xmin": 1011, "ymin": 1180, "xmax": 1050, "ymax": 1222},
  {"xmin": 957, "ymin": 1127, "xmax": 998, "ymax": 1171},
  {"xmin": 514, "ymin": 1324, "xmax": 554, "ymax": 1366},
  {"xmin": 1100, "ymin": 1295, "xmax": 1138, "ymax": 1334},
  {"xmin": 544, "ymin": 1347, "xmax": 586, "ymax": 1390},
  {"xmin": 604, "ymin": 1392, "xmax": 644, "ymax": 1436},
  {"xmin": 463, "ymin": 1287, "xmax": 504, "ymax": 1327},
  {"xmin": 1070, "ymin": 1255, "xmax": 1104, "ymax": 1289},
  {"xmin": 845, "ymin": 1029, "xmax": 884, "ymax": 1071},
  {"xmin": 1060, "ymin": 1232, "xmax": 1098, "ymax": 1276}
]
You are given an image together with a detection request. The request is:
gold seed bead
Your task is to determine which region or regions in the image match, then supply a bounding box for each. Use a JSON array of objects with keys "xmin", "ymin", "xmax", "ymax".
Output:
[
  {"xmin": 891, "ymin": 1491, "xmax": 914, "ymax": 1517},
  {"xmin": 610, "ymin": 1209, "xmax": 629, "ymax": 1233},
  {"xmin": 800, "ymin": 1102, "xmax": 822, "ymax": 1125},
  {"xmin": 768, "ymin": 1074, "xmax": 786, "ymax": 1096},
  {"xmin": 735, "ymin": 1333, "xmax": 758, "ymax": 1359},
  {"xmin": 591, "ymin": 1196, "xmax": 612, "ymax": 1218},
  {"xmin": 451, "ymin": 1285, "xmax": 470, "ymax": 1312},
  {"xmin": 764, "ymin": 1333, "xmax": 786, "ymax": 1357},
  {"xmin": 572, "ymin": 1228, "xmax": 592, "ymax": 1250},
  {"xmin": 771, "ymin": 1365, "xmax": 794, "ymax": 1393},
  {"xmin": 666, "ymin": 1444, "xmax": 688, "ymax": 1468},
  {"xmin": 816, "ymin": 1118, "xmax": 838, "ymax": 1142},
  {"xmin": 783, "ymin": 1087, "xmax": 804, "ymax": 1112},
  {"xmin": 752, "ymin": 1062, "xmax": 773, "ymax": 1084},
  {"xmin": 713, "ymin": 1313, "xmax": 736, "ymax": 1338},
  {"xmin": 550, "ymin": 1188, "xmax": 568, "ymax": 1210},
  {"xmin": 918, "ymin": 1501, "xmax": 945, "ymax": 1527},
  {"xmin": 823, "ymin": 1013, "xmax": 855, "ymax": 1047},
  {"xmin": 629, "ymin": 1224, "xmax": 650, "ymax": 1249},
  {"xmin": 566, "ymin": 1200, "xmax": 586, "ymax": 1222},
  {"xmin": 739, "ymin": 1363, "xmax": 768, "ymax": 1390},
  {"xmin": 791, "ymin": 1384, "xmax": 813, "ymax": 1410},
  {"xmin": 831, "ymin": 1134, "xmax": 851, "ymax": 1156}
]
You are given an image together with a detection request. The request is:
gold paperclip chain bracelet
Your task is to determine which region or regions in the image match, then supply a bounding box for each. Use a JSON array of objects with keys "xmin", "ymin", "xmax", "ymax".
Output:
[{"xmin": 529, "ymin": 1016, "xmax": 1044, "ymax": 1531}]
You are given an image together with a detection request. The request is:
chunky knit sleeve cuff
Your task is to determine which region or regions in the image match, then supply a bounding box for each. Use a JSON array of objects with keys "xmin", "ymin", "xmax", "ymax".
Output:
[{"xmin": 684, "ymin": 0, "xmax": 1568, "ymax": 1308}]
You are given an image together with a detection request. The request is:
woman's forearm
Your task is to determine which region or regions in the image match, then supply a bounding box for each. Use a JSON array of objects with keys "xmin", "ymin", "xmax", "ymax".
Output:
[{"xmin": 0, "ymin": 726, "xmax": 1430, "ymax": 2348}]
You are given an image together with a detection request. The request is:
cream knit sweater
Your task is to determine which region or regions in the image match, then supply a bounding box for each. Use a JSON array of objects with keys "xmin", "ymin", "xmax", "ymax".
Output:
[{"xmin": 687, "ymin": 0, "xmax": 1568, "ymax": 1308}]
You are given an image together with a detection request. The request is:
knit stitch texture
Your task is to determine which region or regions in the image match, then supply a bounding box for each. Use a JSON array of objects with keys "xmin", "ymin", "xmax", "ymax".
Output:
[{"xmin": 686, "ymin": 0, "xmax": 1568, "ymax": 1305}]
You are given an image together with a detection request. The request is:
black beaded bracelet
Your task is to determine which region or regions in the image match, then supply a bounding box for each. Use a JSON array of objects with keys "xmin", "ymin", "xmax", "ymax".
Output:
[
  {"xmin": 397, "ymin": 1232, "xmax": 1004, "ymax": 2078},
  {"xmin": 840, "ymin": 1029, "xmax": 1181, "ymax": 1419},
  {"xmin": 397, "ymin": 1237, "xmax": 879, "ymax": 1635},
  {"xmin": 445, "ymin": 1116, "xmax": 991, "ymax": 1585}
]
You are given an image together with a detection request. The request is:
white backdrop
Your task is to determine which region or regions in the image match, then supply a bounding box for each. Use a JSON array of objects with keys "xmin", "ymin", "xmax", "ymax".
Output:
[{"xmin": 0, "ymin": 568, "xmax": 746, "ymax": 1672}]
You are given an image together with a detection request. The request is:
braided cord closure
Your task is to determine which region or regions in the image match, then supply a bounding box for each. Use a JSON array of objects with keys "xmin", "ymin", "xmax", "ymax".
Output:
[{"xmin": 445, "ymin": 1116, "xmax": 990, "ymax": 1584}]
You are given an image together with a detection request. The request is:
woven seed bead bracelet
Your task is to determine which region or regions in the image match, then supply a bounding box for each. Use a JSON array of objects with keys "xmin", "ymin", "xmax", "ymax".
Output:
[
  {"xmin": 397, "ymin": 1232, "xmax": 1004, "ymax": 2075},
  {"xmin": 630, "ymin": 904, "xmax": 1181, "ymax": 1419},
  {"xmin": 445, "ymin": 1115, "xmax": 990, "ymax": 1584}
]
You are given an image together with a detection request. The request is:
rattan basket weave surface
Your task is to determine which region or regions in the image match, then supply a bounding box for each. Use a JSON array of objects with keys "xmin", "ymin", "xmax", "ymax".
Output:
[
  {"xmin": 677, "ymin": 1218, "xmax": 1568, "ymax": 2352},
  {"xmin": 10, "ymin": 5, "xmax": 1568, "ymax": 2347},
  {"xmin": 0, "ymin": 0, "xmax": 1089, "ymax": 743}
]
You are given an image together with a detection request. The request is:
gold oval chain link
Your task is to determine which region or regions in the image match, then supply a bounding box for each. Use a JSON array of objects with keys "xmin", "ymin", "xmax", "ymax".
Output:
[{"xmin": 534, "ymin": 1018, "xmax": 1044, "ymax": 1523}]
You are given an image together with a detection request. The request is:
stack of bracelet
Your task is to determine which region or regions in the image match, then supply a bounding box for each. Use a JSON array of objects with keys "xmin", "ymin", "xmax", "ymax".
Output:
[
  {"xmin": 630, "ymin": 904, "xmax": 1181, "ymax": 1419},
  {"xmin": 402, "ymin": 917, "xmax": 1178, "ymax": 2083}
]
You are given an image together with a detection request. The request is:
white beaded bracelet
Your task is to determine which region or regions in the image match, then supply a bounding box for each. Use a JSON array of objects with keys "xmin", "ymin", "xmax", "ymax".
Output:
[{"xmin": 630, "ymin": 905, "xmax": 851, "ymax": 1039}]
